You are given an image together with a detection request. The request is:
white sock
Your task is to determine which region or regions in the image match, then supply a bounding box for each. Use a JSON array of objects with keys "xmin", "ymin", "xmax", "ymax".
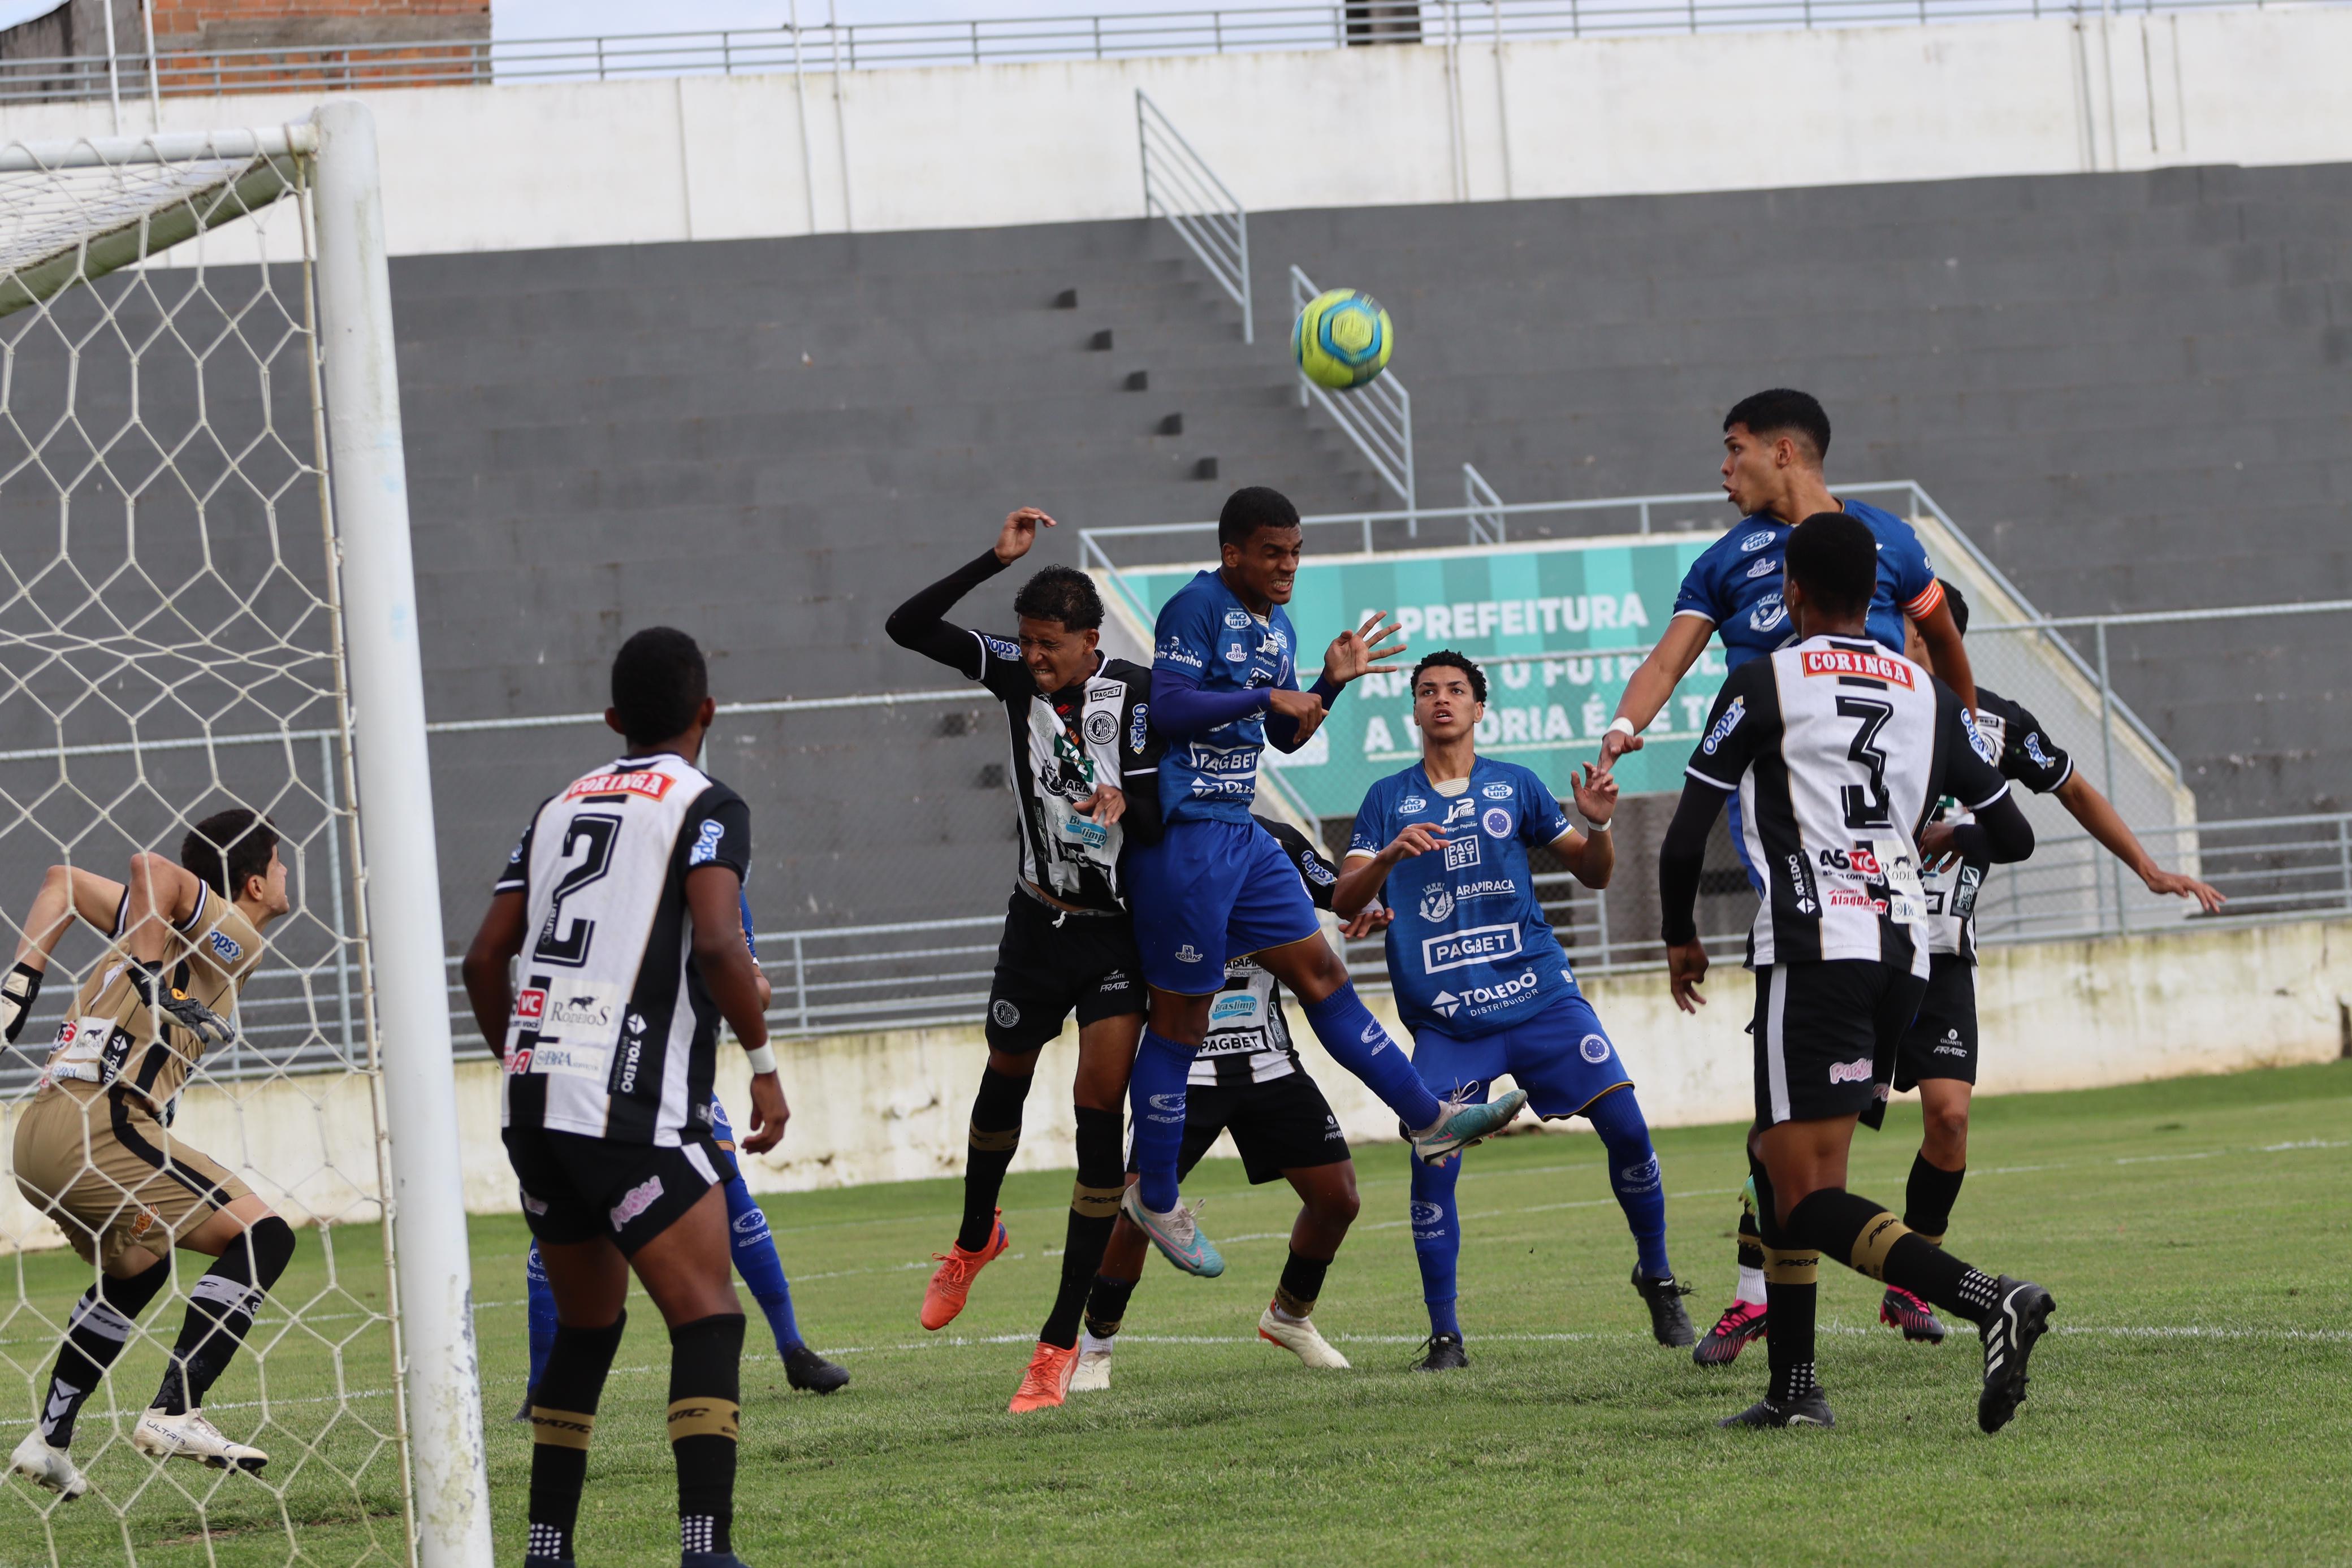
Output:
[
  {"xmin": 1269, "ymin": 1301, "xmax": 1306, "ymax": 1326},
  {"xmin": 1735, "ymin": 1266, "xmax": 1767, "ymax": 1307},
  {"xmin": 1079, "ymin": 1330, "xmax": 1114, "ymax": 1356}
]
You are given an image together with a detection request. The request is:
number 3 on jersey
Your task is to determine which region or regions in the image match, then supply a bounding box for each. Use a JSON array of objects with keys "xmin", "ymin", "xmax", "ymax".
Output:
[
  {"xmin": 534, "ymin": 813, "xmax": 620, "ymax": 967},
  {"xmin": 1836, "ymin": 696, "xmax": 1895, "ymax": 830}
]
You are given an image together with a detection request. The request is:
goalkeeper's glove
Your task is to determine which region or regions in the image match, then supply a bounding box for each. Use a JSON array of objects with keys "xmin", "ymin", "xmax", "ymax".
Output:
[
  {"xmin": 127, "ymin": 963, "xmax": 236, "ymax": 1049},
  {"xmin": 1, "ymin": 961, "xmax": 42, "ymax": 1044}
]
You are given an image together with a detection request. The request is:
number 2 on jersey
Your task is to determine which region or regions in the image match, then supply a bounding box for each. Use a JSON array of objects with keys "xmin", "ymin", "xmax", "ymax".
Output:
[
  {"xmin": 1836, "ymin": 696, "xmax": 1895, "ymax": 830},
  {"xmin": 534, "ymin": 812, "xmax": 621, "ymax": 967}
]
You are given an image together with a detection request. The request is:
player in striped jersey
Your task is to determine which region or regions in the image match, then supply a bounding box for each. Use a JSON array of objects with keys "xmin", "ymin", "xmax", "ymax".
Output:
[
  {"xmin": 520, "ymin": 893, "xmax": 845, "ymax": 1411},
  {"xmin": 465, "ymin": 628, "xmax": 781, "ymax": 1568},
  {"xmin": 1659, "ymin": 514, "xmax": 2053, "ymax": 1432},
  {"xmin": 1072, "ymin": 816, "xmax": 1378, "ymax": 1388},
  {"xmin": 1694, "ymin": 587, "xmax": 2226, "ymax": 1361}
]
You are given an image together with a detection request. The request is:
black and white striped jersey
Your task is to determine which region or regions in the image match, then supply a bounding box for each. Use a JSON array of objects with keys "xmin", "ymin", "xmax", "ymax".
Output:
[
  {"xmin": 492, "ymin": 752, "xmax": 751, "ymax": 1145},
  {"xmin": 1685, "ymin": 635, "xmax": 2010, "ymax": 976},
  {"xmin": 1189, "ymin": 816, "xmax": 1340, "ymax": 1089},
  {"xmin": 1923, "ymin": 686, "xmax": 2074, "ymax": 961},
  {"xmin": 885, "ymin": 549, "xmax": 1162, "ymax": 913}
]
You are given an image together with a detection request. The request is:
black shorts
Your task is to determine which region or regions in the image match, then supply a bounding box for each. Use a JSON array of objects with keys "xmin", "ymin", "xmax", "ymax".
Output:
[
  {"xmin": 985, "ymin": 887, "xmax": 1143, "ymax": 1052},
  {"xmin": 503, "ymin": 1124, "xmax": 730, "ymax": 1257},
  {"xmin": 1126, "ymin": 1069, "xmax": 1351, "ymax": 1186},
  {"xmin": 1751, "ymin": 960, "xmax": 1929, "ymax": 1129},
  {"xmin": 1893, "ymin": 952, "xmax": 1978, "ymax": 1091}
]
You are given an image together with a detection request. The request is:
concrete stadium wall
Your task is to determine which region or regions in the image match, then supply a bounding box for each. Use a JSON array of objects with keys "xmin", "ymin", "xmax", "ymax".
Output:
[
  {"xmin": 1, "ymin": 10, "xmax": 2351, "ymax": 253},
  {"xmin": 3, "ymin": 916, "xmax": 2340, "ymax": 1251}
]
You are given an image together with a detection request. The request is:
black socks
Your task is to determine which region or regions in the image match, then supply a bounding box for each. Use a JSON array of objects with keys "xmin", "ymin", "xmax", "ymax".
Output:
[
  {"xmin": 1040, "ymin": 1106, "xmax": 1125, "ymax": 1350},
  {"xmin": 668, "ymin": 1314, "xmax": 745, "ymax": 1559},
  {"xmin": 1275, "ymin": 1248, "xmax": 1330, "ymax": 1320},
  {"xmin": 1750, "ymin": 1158, "xmax": 1821, "ymax": 1407},
  {"xmin": 1083, "ymin": 1271, "xmax": 1138, "ymax": 1341},
  {"xmin": 1904, "ymin": 1150, "xmax": 1966, "ymax": 1244},
  {"xmin": 526, "ymin": 1310, "xmax": 627, "ymax": 1565},
  {"xmin": 1785, "ymin": 1186, "xmax": 2004, "ymax": 1327},
  {"xmin": 40, "ymin": 1257, "xmax": 170, "ymax": 1448},
  {"xmin": 958, "ymin": 1065, "xmax": 1034, "ymax": 1252},
  {"xmin": 153, "ymin": 1215, "xmax": 294, "ymax": 1415}
]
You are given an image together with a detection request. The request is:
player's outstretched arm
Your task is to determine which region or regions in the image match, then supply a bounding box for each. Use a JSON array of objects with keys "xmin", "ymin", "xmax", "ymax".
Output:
[
  {"xmin": 2, "ymin": 864, "xmax": 127, "ymax": 1042},
  {"xmin": 1913, "ymin": 595, "xmax": 1978, "ymax": 716},
  {"xmin": 687, "ymin": 864, "xmax": 789, "ymax": 1155},
  {"xmin": 2053, "ymin": 772, "xmax": 2226, "ymax": 912},
  {"xmin": 1557, "ymin": 764, "xmax": 1619, "ymax": 890},
  {"xmin": 1598, "ymin": 614, "xmax": 1712, "ymax": 776},
  {"xmin": 883, "ymin": 507, "xmax": 1056, "ymax": 675},
  {"xmin": 1656, "ymin": 777, "xmax": 1728, "ymax": 1013},
  {"xmin": 1331, "ymin": 825, "xmax": 1445, "ymax": 919}
]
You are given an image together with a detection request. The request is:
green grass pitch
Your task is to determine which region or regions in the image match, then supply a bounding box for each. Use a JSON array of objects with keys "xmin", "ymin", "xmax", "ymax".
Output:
[{"xmin": 3, "ymin": 1059, "xmax": 2347, "ymax": 1566}]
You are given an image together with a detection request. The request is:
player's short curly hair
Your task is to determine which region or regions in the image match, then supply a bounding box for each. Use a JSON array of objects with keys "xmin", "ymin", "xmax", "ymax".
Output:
[
  {"xmin": 1944, "ymin": 581, "xmax": 1971, "ymax": 638},
  {"xmin": 181, "ymin": 808, "xmax": 279, "ymax": 899},
  {"xmin": 1411, "ymin": 649, "xmax": 1487, "ymax": 704},
  {"xmin": 1217, "ymin": 486, "xmax": 1300, "ymax": 549},
  {"xmin": 611, "ymin": 626, "xmax": 709, "ymax": 747},
  {"xmin": 1724, "ymin": 388, "xmax": 1831, "ymax": 463},
  {"xmin": 1787, "ymin": 512, "xmax": 1877, "ymax": 621},
  {"xmin": 1012, "ymin": 565, "xmax": 1102, "ymax": 633}
]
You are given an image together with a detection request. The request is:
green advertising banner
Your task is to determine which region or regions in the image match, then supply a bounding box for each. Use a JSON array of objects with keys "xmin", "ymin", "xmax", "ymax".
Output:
[{"xmin": 1118, "ymin": 538, "xmax": 1731, "ymax": 821}]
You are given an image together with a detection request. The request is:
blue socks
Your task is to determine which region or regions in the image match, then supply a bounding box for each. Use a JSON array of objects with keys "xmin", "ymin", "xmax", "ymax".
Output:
[
  {"xmin": 1586, "ymin": 1087, "xmax": 1672, "ymax": 1279},
  {"xmin": 1129, "ymin": 1028, "xmax": 1197, "ymax": 1213},
  {"xmin": 524, "ymin": 1240, "xmax": 557, "ymax": 1393},
  {"xmin": 1298, "ymin": 983, "xmax": 1443, "ymax": 1130},
  {"xmin": 1410, "ymin": 1150, "xmax": 1464, "ymax": 1339},
  {"xmin": 724, "ymin": 1175, "xmax": 803, "ymax": 1354}
]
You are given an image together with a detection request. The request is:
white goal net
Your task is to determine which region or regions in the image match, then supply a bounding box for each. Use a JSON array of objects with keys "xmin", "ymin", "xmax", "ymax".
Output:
[{"xmin": 0, "ymin": 116, "xmax": 485, "ymax": 1566}]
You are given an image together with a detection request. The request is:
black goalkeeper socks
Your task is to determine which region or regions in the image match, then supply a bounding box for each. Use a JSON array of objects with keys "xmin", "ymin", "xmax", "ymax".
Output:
[
  {"xmin": 41, "ymin": 1257, "xmax": 169, "ymax": 1447},
  {"xmin": 153, "ymin": 1215, "xmax": 294, "ymax": 1414},
  {"xmin": 958, "ymin": 1066, "xmax": 1034, "ymax": 1253}
]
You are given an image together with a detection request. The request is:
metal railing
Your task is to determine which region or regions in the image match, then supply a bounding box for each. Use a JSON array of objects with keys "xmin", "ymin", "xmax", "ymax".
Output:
[
  {"xmin": 1138, "ymin": 90, "xmax": 1253, "ymax": 343},
  {"xmin": 1463, "ymin": 461, "xmax": 1507, "ymax": 543},
  {"xmin": 1290, "ymin": 263, "xmax": 1416, "ymax": 519},
  {"xmin": 0, "ymin": 0, "xmax": 2319, "ymax": 106}
]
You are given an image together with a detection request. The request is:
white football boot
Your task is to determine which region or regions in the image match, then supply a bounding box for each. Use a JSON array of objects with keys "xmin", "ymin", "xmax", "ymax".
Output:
[
  {"xmin": 131, "ymin": 1408, "xmax": 267, "ymax": 1472},
  {"xmin": 1069, "ymin": 1335, "xmax": 1114, "ymax": 1393},
  {"xmin": 1257, "ymin": 1304, "xmax": 1351, "ymax": 1369},
  {"xmin": 9, "ymin": 1430, "xmax": 88, "ymax": 1500}
]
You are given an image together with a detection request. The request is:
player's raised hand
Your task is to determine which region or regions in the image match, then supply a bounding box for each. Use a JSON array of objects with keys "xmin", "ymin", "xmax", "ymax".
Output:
[
  {"xmin": 1268, "ymin": 686, "xmax": 1329, "ymax": 747},
  {"xmin": 1595, "ymin": 721, "xmax": 1645, "ymax": 777},
  {"xmin": 992, "ymin": 506, "xmax": 1056, "ymax": 564},
  {"xmin": 2146, "ymin": 867, "xmax": 2228, "ymax": 913},
  {"xmin": 1380, "ymin": 823, "xmax": 1447, "ymax": 863},
  {"xmin": 1074, "ymin": 783, "xmax": 1126, "ymax": 826},
  {"xmin": 741, "ymin": 1067, "xmax": 790, "ymax": 1155},
  {"xmin": 1341, "ymin": 903, "xmax": 1395, "ymax": 941},
  {"xmin": 1666, "ymin": 939, "xmax": 1709, "ymax": 1013},
  {"xmin": 1571, "ymin": 761, "xmax": 1618, "ymax": 828},
  {"xmin": 1323, "ymin": 610, "xmax": 1406, "ymax": 686}
]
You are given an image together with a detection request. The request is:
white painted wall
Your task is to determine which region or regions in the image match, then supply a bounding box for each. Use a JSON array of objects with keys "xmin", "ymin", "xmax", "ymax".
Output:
[
  {"xmin": 1, "ymin": 8, "xmax": 2346, "ymax": 259},
  {"xmin": 2, "ymin": 915, "xmax": 2340, "ymax": 1251}
]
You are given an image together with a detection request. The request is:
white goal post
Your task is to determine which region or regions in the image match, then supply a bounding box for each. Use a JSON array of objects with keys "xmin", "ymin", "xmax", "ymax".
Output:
[{"xmin": 0, "ymin": 103, "xmax": 491, "ymax": 1566}]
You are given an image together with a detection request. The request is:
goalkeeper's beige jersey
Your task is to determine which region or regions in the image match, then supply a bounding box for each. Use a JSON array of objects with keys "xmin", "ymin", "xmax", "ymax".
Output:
[{"xmin": 41, "ymin": 882, "xmax": 262, "ymax": 1110}]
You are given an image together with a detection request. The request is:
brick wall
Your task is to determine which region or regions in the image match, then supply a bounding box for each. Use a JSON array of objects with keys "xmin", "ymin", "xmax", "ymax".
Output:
[{"xmin": 149, "ymin": 0, "xmax": 486, "ymax": 50}]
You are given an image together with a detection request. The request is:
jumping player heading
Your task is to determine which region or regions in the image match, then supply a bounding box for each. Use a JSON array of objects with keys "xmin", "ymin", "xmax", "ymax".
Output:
[
  {"xmin": 1659, "ymin": 513, "xmax": 2051, "ymax": 1433},
  {"xmin": 1598, "ymin": 388, "xmax": 1977, "ymax": 779},
  {"xmin": 1122, "ymin": 487, "xmax": 1528, "ymax": 1279}
]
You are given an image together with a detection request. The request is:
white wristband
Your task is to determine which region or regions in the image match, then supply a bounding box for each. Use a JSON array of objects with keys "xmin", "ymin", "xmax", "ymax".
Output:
[
  {"xmin": 744, "ymin": 1043, "xmax": 777, "ymax": 1075},
  {"xmin": 1582, "ymin": 817, "xmax": 1612, "ymax": 834},
  {"xmin": 1606, "ymin": 716, "xmax": 1637, "ymax": 740}
]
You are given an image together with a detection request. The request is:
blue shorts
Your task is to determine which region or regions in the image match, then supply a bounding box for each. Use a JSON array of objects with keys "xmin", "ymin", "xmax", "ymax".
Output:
[
  {"xmin": 1129, "ymin": 816, "xmax": 1324, "ymax": 995},
  {"xmin": 1408, "ymin": 991, "xmax": 1633, "ymax": 1120}
]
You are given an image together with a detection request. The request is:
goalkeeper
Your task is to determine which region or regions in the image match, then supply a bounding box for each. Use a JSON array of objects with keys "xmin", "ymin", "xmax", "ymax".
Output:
[{"xmin": 5, "ymin": 810, "xmax": 299, "ymax": 1495}]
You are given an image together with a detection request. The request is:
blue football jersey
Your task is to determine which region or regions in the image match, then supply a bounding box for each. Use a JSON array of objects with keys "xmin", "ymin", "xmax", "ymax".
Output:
[
  {"xmin": 1152, "ymin": 569, "xmax": 1300, "ymax": 824},
  {"xmin": 1348, "ymin": 758, "xmax": 1579, "ymax": 1039},
  {"xmin": 1670, "ymin": 499, "xmax": 1944, "ymax": 670}
]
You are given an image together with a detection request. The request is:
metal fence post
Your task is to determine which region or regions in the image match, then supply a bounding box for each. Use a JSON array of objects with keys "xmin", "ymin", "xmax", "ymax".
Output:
[
  {"xmin": 2095, "ymin": 617, "xmax": 2125, "ymax": 935},
  {"xmin": 793, "ymin": 933, "xmax": 810, "ymax": 1030},
  {"xmin": 2338, "ymin": 818, "xmax": 2350, "ymax": 912}
]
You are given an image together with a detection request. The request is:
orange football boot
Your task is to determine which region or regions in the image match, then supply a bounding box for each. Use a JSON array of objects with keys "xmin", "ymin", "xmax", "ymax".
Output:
[
  {"xmin": 920, "ymin": 1210, "xmax": 1009, "ymax": 1331},
  {"xmin": 1008, "ymin": 1341, "xmax": 1078, "ymax": 1414}
]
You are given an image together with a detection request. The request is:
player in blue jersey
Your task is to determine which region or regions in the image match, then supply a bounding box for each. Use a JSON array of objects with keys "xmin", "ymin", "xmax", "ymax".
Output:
[
  {"xmin": 1123, "ymin": 487, "xmax": 1530, "ymax": 1277},
  {"xmin": 1333, "ymin": 650, "xmax": 1693, "ymax": 1367},
  {"xmin": 1597, "ymin": 388, "xmax": 1977, "ymax": 777},
  {"xmin": 518, "ymin": 893, "xmax": 846, "ymax": 1411}
]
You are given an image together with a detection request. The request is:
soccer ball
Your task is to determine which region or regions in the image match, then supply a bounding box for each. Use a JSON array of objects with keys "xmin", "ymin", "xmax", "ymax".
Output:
[{"xmin": 1292, "ymin": 288, "xmax": 1393, "ymax": 390}]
